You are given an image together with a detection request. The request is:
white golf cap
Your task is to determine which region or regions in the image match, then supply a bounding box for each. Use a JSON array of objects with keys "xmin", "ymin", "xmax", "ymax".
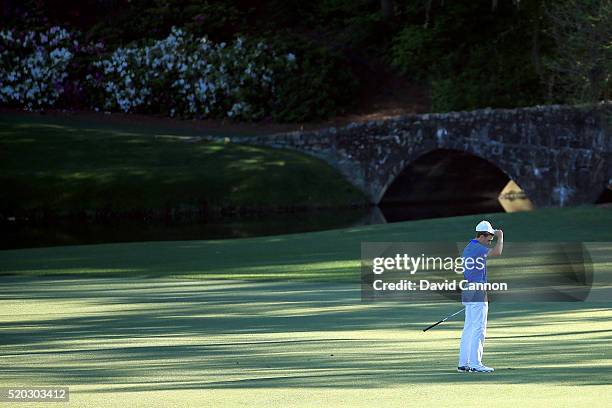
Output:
[{"xmin": 475, "ymin": 220, "xmax": 496, "ymax": 234}]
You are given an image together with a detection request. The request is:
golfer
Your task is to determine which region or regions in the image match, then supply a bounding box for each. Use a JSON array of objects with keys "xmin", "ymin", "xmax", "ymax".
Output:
[{"xmin": 457, "ymin": 220, "xmax": 503, "ymax": 373}]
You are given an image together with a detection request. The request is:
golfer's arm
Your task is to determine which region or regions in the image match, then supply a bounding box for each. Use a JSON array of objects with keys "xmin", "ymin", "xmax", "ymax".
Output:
[{"xmin": 488, "ymin": 236, "xmax": 503, "ymax": 257}]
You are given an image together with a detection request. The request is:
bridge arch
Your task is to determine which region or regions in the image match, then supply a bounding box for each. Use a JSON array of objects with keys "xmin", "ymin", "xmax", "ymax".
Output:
[
  {"xmin": 377, "ymin": 147, "xmax": 536, "ymax": 207},
  {"xmin": 379, "ymin": 148, "xmax": 534, "ymax": 217},
  {"xmin": 213, "ymin": 103, "xmax": 610, "ymax": 208},
  {"xmin": 379, "ymin": 148, "xmax": 529, "ymax": 202}
]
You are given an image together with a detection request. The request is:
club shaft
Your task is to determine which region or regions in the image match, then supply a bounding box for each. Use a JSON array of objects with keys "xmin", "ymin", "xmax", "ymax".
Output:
[{"xmin": 422, "ymin": 308, "xmax": 465, "ymax": 332}]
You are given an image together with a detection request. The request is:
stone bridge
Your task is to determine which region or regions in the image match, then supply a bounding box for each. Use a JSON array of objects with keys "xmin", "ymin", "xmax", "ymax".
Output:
[{"xmin": 214, "ymin": 104, "xmax": 611, "ymax": 208}]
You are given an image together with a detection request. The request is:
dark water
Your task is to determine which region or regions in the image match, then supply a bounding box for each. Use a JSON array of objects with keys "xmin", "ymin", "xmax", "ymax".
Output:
[
  {"xmin": 1, "ymin": 199, "xmax": 511, "ymax": 250},
  {"xmin": 1, "ymin": 208, "xmax": 376, "ymax": 250},
  {"xmin": 379, "ymin": 199, "xmax": 504, "ymax": 223}
]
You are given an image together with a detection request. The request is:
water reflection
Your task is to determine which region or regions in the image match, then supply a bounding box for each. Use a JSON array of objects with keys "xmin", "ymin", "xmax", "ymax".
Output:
[
  {"xmin": 380, "ymin": 180, "xmax": 534, "ymax": 223},
  {"xmin": 2, "ymin": 183, "xmax": 536, "ymax": 250},
  {"xmin": 1, "ymin": 208, "xmax": 372, "ymax": 250},
  {"xmin": 379, "ymin": 198, "xmax": 504, "ymax": 223},
  {"xmin": 498, "ymin": 180, "xmax": 535, "ymax": 212},
  {"xmin": 3, "ymin": 200, "xmax": 534, "ymax": 251}
]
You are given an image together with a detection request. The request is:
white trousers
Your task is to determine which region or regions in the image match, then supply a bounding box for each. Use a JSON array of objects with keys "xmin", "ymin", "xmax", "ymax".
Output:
[{"xmin": 458, "ymin": 302, "xmax": 488, "ymax": 367}]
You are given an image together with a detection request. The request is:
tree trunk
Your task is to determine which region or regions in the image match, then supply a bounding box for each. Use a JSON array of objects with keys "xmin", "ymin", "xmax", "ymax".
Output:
[
  {"xmin": 531, "ymin": 19, "xmax": 542, "ymax": 76},
  {"xmin": 381, "ymin": 0, "xmax": 395, "ymax": 20}
]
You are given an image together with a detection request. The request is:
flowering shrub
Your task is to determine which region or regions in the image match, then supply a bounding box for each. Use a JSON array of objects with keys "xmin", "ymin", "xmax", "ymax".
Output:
[
  {"xmin": 0, "ymin": 27, "xmax": 79, "ymax": 109},
  {"xmin": 87, "ymin": 28, "xmax": 297, "ymax": 120},
  {"xmin": 0, "ymin": 25, "xmax": 354, "ymax": 121}
]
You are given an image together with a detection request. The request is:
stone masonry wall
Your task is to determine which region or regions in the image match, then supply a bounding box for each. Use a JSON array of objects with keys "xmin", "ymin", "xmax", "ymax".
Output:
[{"xmin": 204, "ymin": 103, "xmax": 611, "ymax": 208}]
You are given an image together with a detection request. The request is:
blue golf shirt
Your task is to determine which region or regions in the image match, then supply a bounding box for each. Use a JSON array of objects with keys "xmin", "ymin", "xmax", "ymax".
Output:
[{"xmin": 461, "ymin": 239, "xmax": 489, "ymax": 302}]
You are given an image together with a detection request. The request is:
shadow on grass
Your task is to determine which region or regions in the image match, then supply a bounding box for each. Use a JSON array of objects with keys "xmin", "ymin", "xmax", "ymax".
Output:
[{"xmin": 0, "ymin": 277, "xmax": 611, "ymax": 391}]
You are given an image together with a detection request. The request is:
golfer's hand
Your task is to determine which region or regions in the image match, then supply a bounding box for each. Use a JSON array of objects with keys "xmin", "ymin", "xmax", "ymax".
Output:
[{"xmin": 489, "ymin": 229, "xmax": 504, "ymax": 256}]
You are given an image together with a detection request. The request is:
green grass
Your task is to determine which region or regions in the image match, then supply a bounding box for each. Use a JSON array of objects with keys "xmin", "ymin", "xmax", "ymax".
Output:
[
  {"xmin": 0, "ymin": 115, "xmax": 366, "ymax": 217},
  {"xmin": 0, "ymin": 207, "xmax": 611, "ymax": 406},
  {"xmin": 1, "ymin": 206, "xmax": 611, "ymax": 279},
  {"xmin": 0, "ymin": 278, "xmax": 610, "ymax": 407}
]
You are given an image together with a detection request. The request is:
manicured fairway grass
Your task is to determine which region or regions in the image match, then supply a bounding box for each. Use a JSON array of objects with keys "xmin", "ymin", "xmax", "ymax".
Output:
[
  {"xmin": 0, "ymin": 278, "xmax": 610, "ymax": 407},
  {"xmin": 0, "ymin": 207, "xmax": 611, "ymax": 407},
  {"xmin": 0, "ymin": 114, "xmax": 365, "ymax": 217},
  {"xmin": 1, "ymin": 206, "xmax": 611, "ymax": 279}
]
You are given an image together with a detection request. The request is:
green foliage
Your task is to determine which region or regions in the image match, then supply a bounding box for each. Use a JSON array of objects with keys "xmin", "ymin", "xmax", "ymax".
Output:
[
  {"xmin": 430, "ymin": 41, "xmax": 543, "ymax": 112},
  {"xmin": 4, "ymin": 0, "xmax": 599, "ymax": 120},
  {"xmin": 316, "ymin": 0, "xmax": 388, "ymax": 53},
  {"xmin": 390, "ymin": 0, "xmax": 548, "ymax": 112},
  {"xmin": 87, "ymin": 0, "xmax": 245, "ymax": 47},
  {"xmin": 268, "ymin": 35, "xmax": 359, "ymax": 122},
  {"xmin": 0, "ymin": 27, "xmax": 78, "ymax": 109},
  {"xmin": 316, "ymin": 0, "xmax": 379, "ymax": 25},
  {"xmin": 389, "ymin": 25, "xmax": 435, "ymax": 80},
  {"xmin": 339, "ymin": 12, "xmax": 390, "ymax": 54},
  {"xmin": 86, "ymin": 29, "xmax": 297, "ymax": 121},
  {"xmin": 543, "ymin": 0, "xmax": 612, "ymax": 103}
]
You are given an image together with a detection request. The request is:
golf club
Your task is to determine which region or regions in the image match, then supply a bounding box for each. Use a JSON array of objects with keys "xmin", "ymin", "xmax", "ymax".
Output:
[{"xmin": 422, "ymin": 308, "xmax": 465, "ymax": 332}]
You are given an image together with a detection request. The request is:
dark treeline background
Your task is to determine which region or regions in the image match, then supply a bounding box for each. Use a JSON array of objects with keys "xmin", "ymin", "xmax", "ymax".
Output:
[{"xmin": 1, "ymin": 0, "xmax": 610, "ymax": 121}]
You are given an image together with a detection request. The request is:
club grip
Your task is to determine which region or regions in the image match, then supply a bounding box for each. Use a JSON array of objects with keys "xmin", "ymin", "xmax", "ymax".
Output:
[{"xmin": 422, "ymin": 320, "xmax": 444, "ymax": 332}]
